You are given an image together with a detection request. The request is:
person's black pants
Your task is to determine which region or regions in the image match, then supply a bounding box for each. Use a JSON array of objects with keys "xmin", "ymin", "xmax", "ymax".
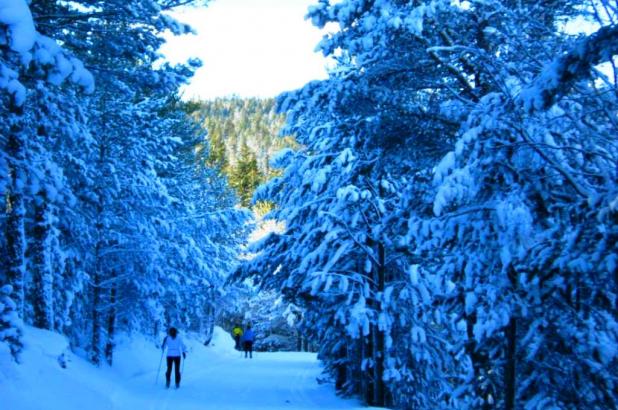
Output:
[
  {"xmin": 243, "ymin": 341, "xmax": 253, "ymax": 358},
  {"xmin": 166, "ymin": 356, "xmax": 181, "ymax": 386},
  {"xmin": 234, "ymin": 335, "xmax": 241, "ymax": 350}
]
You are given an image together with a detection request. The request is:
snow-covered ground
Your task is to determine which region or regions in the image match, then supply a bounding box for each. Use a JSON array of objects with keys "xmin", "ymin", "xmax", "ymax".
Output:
[{"xmin": 0, "ymin": 326, "xmax": 368, "ymax": 410}]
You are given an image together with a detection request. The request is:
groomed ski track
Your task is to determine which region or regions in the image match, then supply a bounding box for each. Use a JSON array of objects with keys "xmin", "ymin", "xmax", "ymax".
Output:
[{"xmin": 115, "ymin": 351, "xmax": 366, "ymax": 410}]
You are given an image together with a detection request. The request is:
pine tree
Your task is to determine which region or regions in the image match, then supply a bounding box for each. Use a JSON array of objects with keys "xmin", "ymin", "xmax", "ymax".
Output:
[
  {"xmin": 2, "ymin": 0, "xmax": 247, "ymax": 366},
  {"xmin": 239, "ymin": 0, "xmax": 618, "ymax": 408},
  {"xmin": 196, "ymin": 97, "xmax": 295, "ymax": 207},
  {"xmin": 229, "ymin": 142, "xmax": 263, "ymax": 207}
]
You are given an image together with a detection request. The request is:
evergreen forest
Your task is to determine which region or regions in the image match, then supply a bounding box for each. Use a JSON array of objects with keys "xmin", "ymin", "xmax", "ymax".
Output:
[
  {"xmin": 191, "ymin": 97, "xmax": 296, "ymax": 207},
  {"xmin": 1, "ymin": 1, "xmax": 618, "ymax": 409}
]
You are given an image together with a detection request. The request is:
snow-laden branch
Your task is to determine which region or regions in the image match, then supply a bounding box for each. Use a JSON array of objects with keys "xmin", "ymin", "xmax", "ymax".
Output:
[
  {"xmin": 520, "ymin": 24, "xmax": 618, "ymax": 112},
  {"xmin": 0, "ymin": 0, "xmax": 94, "ymax": 106},
  {"xmin": 518, "ymin": 127, "xmax": 591, "ymax": 198}
]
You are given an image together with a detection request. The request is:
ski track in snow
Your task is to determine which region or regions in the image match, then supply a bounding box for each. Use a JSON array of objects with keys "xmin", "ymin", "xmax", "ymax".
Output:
[{"xmin": 117, "ymin": 352, "xmax": 364, "ymax": 410}]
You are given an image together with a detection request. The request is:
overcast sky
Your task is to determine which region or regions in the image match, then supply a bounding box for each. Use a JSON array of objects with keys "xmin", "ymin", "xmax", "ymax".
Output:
[{"xmin": 161, "ymin": 0, "xmax": 332, "ymax": 100}]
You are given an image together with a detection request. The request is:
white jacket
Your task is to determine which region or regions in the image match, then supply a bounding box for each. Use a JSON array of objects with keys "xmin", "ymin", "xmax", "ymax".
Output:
[{"xmin": 163, "ymin": 336, "xmax": 187, "ymax": 357}]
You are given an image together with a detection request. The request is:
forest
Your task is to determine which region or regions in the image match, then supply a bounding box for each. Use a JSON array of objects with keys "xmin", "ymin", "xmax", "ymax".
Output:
[
  {"xmin": 2, "ymin": 0, "xmax": 618, "ymax": 409},
  {"xmin": 0, "ymin": 0, "xmax": 249, "ymax": 367},
  {"xmin": 192, "ymin": 97, "xmax": 296, "ymax": 207}
]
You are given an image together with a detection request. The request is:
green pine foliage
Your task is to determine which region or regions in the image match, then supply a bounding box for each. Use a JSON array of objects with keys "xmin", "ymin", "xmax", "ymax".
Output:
[
  {"xmin": 192, "ymin": 97, "xmax": 296, "ymax": 207},
  {"xmin": 229, "ymin": 142, "xmax": 262, "ymax": 207}
]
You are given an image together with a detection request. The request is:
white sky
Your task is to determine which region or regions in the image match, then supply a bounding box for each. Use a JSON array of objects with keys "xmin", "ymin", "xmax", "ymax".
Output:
[{"xmin": 161, "ymin": 0, "xmax": 332, "ymax": 100}]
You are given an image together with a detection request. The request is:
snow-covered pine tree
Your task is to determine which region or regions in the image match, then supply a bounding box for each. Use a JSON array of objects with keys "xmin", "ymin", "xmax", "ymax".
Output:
[
  {"xmin": 3, "ymin": 0, "xmax": 246, "ymax": 366},
  {"xmin": 147, "ymin": 98, "xmax": 250, "ymax": 340},
  {"xmin": 242, "ymin": 0, "xmax": 618, "ymax": 408},
  {"xmin": 1, "ymin": 0, "xmax": 93, "ymax": 335},
  {"xmin": 427, "ymin": 2, "xmax": 618, "ymax": 408},
  {"xmin": 245, "ymin": 18, "xmax": 457, "ymax": 408}
]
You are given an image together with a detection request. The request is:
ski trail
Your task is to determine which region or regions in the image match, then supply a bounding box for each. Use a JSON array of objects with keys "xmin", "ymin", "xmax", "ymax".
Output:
[
  {"xmin": 110, "ymin": 351, "xmax": 365, "ymax": 410},
  {"xmin": 0, "ymin": 332, "xmax": 366, "ymax": 410},
  {"xmin": 3, "ymin": 326, "xmax": 369, "ymax": 410}
]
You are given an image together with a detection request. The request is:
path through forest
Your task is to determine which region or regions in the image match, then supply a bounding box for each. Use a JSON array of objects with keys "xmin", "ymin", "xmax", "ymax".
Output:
[
  {"xmin": 115, "ymin": 351, "xmax": 366, "ymax": 410},
  {"xmin": 2, "ymin": 326, "xmax": 370, "ymax": 410}
]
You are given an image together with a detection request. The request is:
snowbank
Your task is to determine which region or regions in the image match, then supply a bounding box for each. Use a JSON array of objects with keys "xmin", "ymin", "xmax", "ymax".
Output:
[
  {"xmin": 0, "ymin": 325, "xmax": 236, "ymax": 410},
  {"xmin": 0, "ymin": 326, "xmax": 116, "ymax": 410}
]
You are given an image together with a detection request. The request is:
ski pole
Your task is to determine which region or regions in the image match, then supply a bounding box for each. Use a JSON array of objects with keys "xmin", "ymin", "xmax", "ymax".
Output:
[{"xmin": 155, "ymin": 349, "xmax": 164, "ymax": 385}]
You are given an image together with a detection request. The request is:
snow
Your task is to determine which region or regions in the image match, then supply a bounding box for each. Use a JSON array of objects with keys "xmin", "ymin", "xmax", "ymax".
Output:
[
  {"xmin": 0, "ymin": 0, "xmax": 36, "ymax": 53},
  {"xmin": 1, "ymin": 326, "xmax": 368, "ymax": 410},
  {"xmin": 433, "ymin": 151, "xmax": 456, "ymax": 184},
  {"xmin": 1, "ymin": 1, "xmax": 95, "ymax": 105},
  {"xmin": 7, "ymin": 77, "xmax": 25, "ymax": 105}
]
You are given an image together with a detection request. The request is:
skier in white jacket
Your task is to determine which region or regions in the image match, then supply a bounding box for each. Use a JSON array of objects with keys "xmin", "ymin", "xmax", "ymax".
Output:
[{"xmin": 162, "ymin": 327, "xmax": 187, "ymax": 388}]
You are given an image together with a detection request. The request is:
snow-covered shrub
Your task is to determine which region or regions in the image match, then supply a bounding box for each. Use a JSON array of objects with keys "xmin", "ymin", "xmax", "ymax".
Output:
[{"xmin": 0, "ymin": 285, "xmax": 23, "ymax": 360}]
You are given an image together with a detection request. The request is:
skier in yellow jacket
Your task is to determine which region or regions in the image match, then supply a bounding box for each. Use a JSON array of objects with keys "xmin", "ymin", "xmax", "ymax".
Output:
[{"xmin": 232, "ymin": 324, "xmax": 243, "ymax": 350}]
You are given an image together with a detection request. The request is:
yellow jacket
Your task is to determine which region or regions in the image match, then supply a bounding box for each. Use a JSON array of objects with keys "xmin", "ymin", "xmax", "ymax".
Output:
[{"xmin": 233, "ymin": 327, "xmax": 243, "ymax": 336}]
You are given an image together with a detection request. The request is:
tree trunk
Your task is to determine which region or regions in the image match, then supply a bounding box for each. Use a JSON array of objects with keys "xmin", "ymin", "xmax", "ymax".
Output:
[
  {"xmin": 372, "ymin": 242, "xmax": 386, "ymax": 407},
  {"xmin": 360, "ymin": 332, "xmax": 369, "ymax": 403},
  {"xmin": 105, "ymin": 284, "xmax": 117, "ymax": 365},
  {"xmin": 5, "ymin": 105, "xmax": 27, "ymax": 319},
  {"xmin": 91, "ymin": 135, "xmax": 107, "ymax": 366},
  {"xmin": 57, "ymin": 260, "xmax": 75, "ymax": 333},
  {"xmin": 91, "ymin": 267, "xmax": 102, "ymax": 365},
  {"xmin": 346, "ymin": 337, "xmax": 353, "ymax": 390},
  {"xmin": 335, "ymin": 343, "xmax": 347, "ymax": 391},
  {"xmin": 505, "ymin": 266, "xmax": 518, "ymax": 409},
  {"xmin": 203, "ymin": 302, "xmax": 215, "ymax": 345},
  {"xmin": 32, "ymin": 191, "xmax": 54, "ymax": 329},
  {"xmin": 465, "ymin": 310, "xmax": 492, "ymax": 409},
  {"xmin": 504, "ymin": 316, "xmax": 517, "ymax": 410}
]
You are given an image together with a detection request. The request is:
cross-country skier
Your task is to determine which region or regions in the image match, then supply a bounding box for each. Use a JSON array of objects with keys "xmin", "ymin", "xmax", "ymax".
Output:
[
  {"xmin": 232, "ymin": 324, "xmax": 243, "ymax": 350},
  {"xmin": 162, "ymin": 327, "xmax": 187, "ymax": 388},
  {"xmin": 242, "ymin": 324, "xmax": 255, "ymax": 359}
]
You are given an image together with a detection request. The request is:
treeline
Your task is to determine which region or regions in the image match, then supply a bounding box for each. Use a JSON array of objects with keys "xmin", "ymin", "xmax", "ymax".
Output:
[
  {"xmin": 241, "ymin": 1, "xmax": 618, "ymax": 409},
  {"xmin": 0, "ymin": 1, "xmax": 248, "ymax": 365},
  {"xmin": 190, "ymin": 97, "xmax": 296, "ymax": 207}
]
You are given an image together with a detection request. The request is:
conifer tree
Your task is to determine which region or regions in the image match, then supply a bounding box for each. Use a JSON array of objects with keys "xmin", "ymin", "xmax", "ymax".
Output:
[
  {"xmin": 240, "ymin": 1, "xmax": 618, "ymax": 408},
  {"xmin": 229, "ymin": 142, "xmax": 263, "ymax": 207}
]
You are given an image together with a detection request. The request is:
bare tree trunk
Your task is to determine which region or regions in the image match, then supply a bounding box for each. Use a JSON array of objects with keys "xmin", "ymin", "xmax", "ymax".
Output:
[
  {"xmin": 346, "ymin": 337, "xmax": 353, "ymax": 390},
  {"xmin": 364, "ymin": 330, "xmax": 375, "ymax": 404}
]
